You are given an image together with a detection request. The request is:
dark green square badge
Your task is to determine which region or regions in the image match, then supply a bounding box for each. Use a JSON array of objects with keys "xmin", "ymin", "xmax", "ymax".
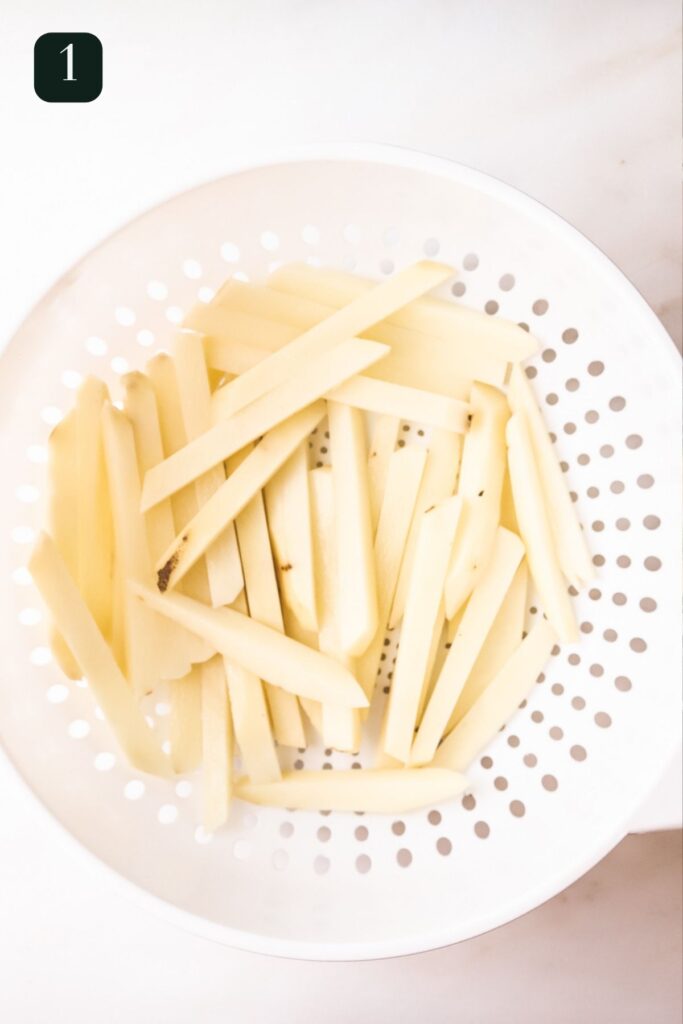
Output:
[{"xmin": 34, "ymin": 33, "xmax": 102, "ymax": 103}]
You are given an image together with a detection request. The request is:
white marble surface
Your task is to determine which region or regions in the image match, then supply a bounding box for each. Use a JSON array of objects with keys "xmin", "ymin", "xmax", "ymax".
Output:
[{"xmin": 0, "ymin": 1, "xmax": 681, "ymax": 1020}]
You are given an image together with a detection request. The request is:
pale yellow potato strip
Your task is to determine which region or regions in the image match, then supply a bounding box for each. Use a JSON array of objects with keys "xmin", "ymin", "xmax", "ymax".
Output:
[
  {"xmin": 143, "ymin": 338, "xmax": 386, "ymax": 509},
  {"xmin": 75, "ymin": 377, "xmax": 114, "ymax": 639},
  {"xmin": 411, "ymin": 527, "xmax": 524, "ymax": 765},
  {"xmin": 383, "ymin": 496, "xmax": 462, "ymax": 763},
  {"xmin": 327, "ymin": 402, "xmax": 378, "ymax": 657},
  {"xmin": 355, "ymin": 446, "xmax": 427, "ymax": 700},
  {"xmin": 309, "ymin": 467, "xmax": 361, "ymax": 753},
  {"xmin": 200, "ymin": 655, "xmax": 233, "ymax": 831},
  {"xmin": 169, "ymin": 669, "xmax": 202, "ymax": 774},
  {"xmin": 173, "ymin": 333, "xmax": 243, "ymax": 606},
  {"xmin": 29, "ymin": 533, "xmax": 168, "ymax": 776},
  {"xmin": 224, "ymin": 659, "xmax": 282, "ymax": 783},
  {"xmin": 389, "ymin": 428, "xmax": 462, "ymax": 628},
  {"xmin": 269, "ymin": 263, "xmax": 537, "ymax": 363},
  {"xmin": 46, "ymin": 412, "xmax": 81, "ymax": 679},
  {"xmin": 155, "ymin": 403, "xmax": 325, "ymax": 593},
  {"xmin": 326, "ymin": 375, "xmax": 468, "ymax": 432},
  {"xmin": 508, "ymin": 364, "xmax": 594, "ymax": 587},
  {"xmin": 417, "ymin": 603, "xmax": 447, "ymax": 724},
  {"xmin": 263, "ymin": 444, "xmax": 317, "ymax": 633},
  {"xmin": 122, "ymin": 372, "xmax": 213, "ymax": 676},
  {"xmin": 507, "ymin": 415, "xmax": 578, "ymax": 643},
  {"xmin": 228, "ymin": 448, "xmax": 305, "ymax": 750},
  {"xmin": 444, "ymin": 383, "xmax": 509, "ymax": 619},
  {"xmin": 146, "ymin": 353, "xmax": 211, "ymax": 601},
  {"xmin": 203, "ymin": 261, "xmax": 452, "ymax": 420},
  {"xmin": 236, "ymin": 768, "xmax": 468, "ymax": 813},
  {"xmin": 449, "ymin": 560, "xmax": 528, "ymax": 730},
  {"xmin": 101, "ymin": 404, "xmax": 160, "ymax": 699},
  {"xmin": 200, "ymin": 306, "xmax": 477, "ymax": 398},
  {"xmin": 281, "ymin": 605, "xmax": 324, "ymax": 737},
  {"xmin": 367, "ymin": 414, "xmax": 400, "ymax": 533},
  {"xmin": 434, "ymin": 618, "xmax": 557, "ymax": 773},
  {"xmin": 133, "ymin": 584, "xmax": 369, "ymax": 709},
  {"xmin": 499, "ymin": 466, "xmax": 519, "ymax": 534}
]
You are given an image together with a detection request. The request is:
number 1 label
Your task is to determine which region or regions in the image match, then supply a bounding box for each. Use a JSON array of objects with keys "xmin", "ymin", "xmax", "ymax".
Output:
[{"xmin": 34, "ymin": 33, "xmax": 102, "ymax": 103}]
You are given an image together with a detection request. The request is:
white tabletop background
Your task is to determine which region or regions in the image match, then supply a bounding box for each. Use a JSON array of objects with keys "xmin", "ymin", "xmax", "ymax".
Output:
[{"xmin": 1, "ymin": 2, "xmax": 681, "ymax": 1021}]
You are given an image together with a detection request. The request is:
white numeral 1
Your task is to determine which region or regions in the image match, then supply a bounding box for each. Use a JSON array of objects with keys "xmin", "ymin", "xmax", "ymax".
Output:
[{"xmin": 60, "ymin": 43, "xmax": 76, "ymax": 82}]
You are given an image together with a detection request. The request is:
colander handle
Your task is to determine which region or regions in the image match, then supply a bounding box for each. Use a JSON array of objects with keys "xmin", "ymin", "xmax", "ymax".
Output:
[{"xmin": 628, "ymin": 744, "xmax": 682, "ymax": 832}]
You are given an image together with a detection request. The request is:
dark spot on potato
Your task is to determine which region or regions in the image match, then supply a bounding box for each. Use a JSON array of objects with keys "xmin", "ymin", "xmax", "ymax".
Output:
[
  {"xmin": 280, "ymin": 563, "xmax": 293, "ymax": 572},
  {"xmin": 157, "ymin": 551, "xmax": 179, "ymax": 592}
]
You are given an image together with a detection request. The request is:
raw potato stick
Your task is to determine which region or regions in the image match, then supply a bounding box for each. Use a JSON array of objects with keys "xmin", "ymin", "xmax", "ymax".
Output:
[
  {"xmin": 263, "ymin": 444, "xmax": 318, "ymax": 633},
  {"xmin": 309, "ymin": 467, "xmax": 361, "ymax": 753},
  {"xmin": 506, "ymin": 414, "xmax": 578, "ymax": 643},
  {"xmin": 200, "ymin": 654, "xmax": 233, "ymax": 831},
  {"xmin": 281, "ymin": 604, "xmax": 324, "ymax": 737},
  {"xmin": 448, "ymin": 560, "xmax": 528, "ymax": 730},
  {"xmin": 28, "ymin": 533, "xmax": 168, "ymax": 776},
  {"xmin": 416, "ymin": 603, "xmax": 447, "ymax": 724},
  {"xmin": 389, "ymin": 428, "xmax": 462, "ymax": 628},
  {"xmin": 444, "ymin": 383, "xmax": 509, "ymax": 619},
  {"xmin": 122, "ymin": 372, "xmax": 213, "ymax": 676},
  {"xmin": 169, "ymin": 669, "xmax": 202, "ymax": 774},
  {"xmin": 327, "ymin": 402, "xmax": 378, "ymax": 657},
  {"xmin": 326, "ymin": 376, "xmax": 468, "ymax": 432},
  {"xmin": 75, "ymin": 377, "xmax": 114, "ymax": 639},
  {"xmin": 355, "ymin": 446, "xmax": 427, "ymax": 700},
  {"xmin": 236, "ymin": 768, "xmax": 468, "ymax": 813},
  {"xmin": 143, "ymin": 338, "xmax": 387, "ymax": 509},
  {"xmin": 155, "ymin": 403, "xmax": 326, "ymax": 593},
  {"xmin": 434, "ymin": 618, "xmax": 557, "ymax": 773},
  {"xmin": 382, "ymin": 496, "xmax": 462, "ymax": 763},
  {"xmin": 411, "ymin": 527, "xmax": 524, "ymax": 765},
  {"xmin": 203, "ymin": 261, "xmax": 453, "ymax": 420},
  {"xmin": 173, "ymin": 332, "xmax": 243, "ymax": 607},
  {"xmin": 133, "ymin": 584, "xmax": 369, "ymax": 709},
  {"xmin": 367, "ymin": 414, "xmax": 400, "ymax": 532},
  {"xmin": 147, "ymin": 353, "xmax": 211, "ymax": 601},
  {"xmin": 197, "ymin": 279, "xmax": 492, "ymax": 393},
  {"xmin": 46, "ymin": 411, "xmax": 81, "ymax": 678},
  {"xmin": 101, "ymin": 404, "xmax": 161, "ymax": 698},
  {"xmin": 268, "ymin": 263, "xmax": 538, "ymax": 364},
  {"xmin": 508, "ymin": 364, "xmax": 594, "ymax": 587},
  {"xmin": 228, "ymin": 448, "xmax": 305, "ymax": 750},
  {"xmin": 200, "ymin": 307, "xmax": 478, "ymax": 398}
]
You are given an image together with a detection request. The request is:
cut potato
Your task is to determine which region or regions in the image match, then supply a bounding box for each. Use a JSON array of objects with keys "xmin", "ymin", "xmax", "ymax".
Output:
[
  {"xmin": 227, "ymin": 448, "xmax": 306, "ymax": 750},
  {"xmin": 507, "ymin": 414, "xmax": 578, "ymax": 643},
  {"xmin": 29, "ymin": 533, "xmax": 168, "ymax": 775},
  {"xmin": 383, "ymin": 496, "xmax": 462, "ymax": 763},
  {"xmin": 200, "ymin": 305, "xmax": 478, "ymax": 398},
  {"xmin": 224, "ymin": 658, "xmax": 281, "ymax": 784},
  {"xmin": 144, "ymin": 338, "xmax": 386, "ymax": 509},
  {"xmin": 146, "ymin": 352, "xmax": 211, "ymax": 601},
  {"xmin": 367, "ymin": 414, "xmax": 400, "ymax": 532},
  {"xmin": 263, "ymin": 444, "xmax": 317, "ymax": 633},
  {"xmin": 389, "ymin": 428, "xmax": 462, "ymax": 628},
  {"xmin": 281, "ymin": 605, "xmax": 323, "ymax": 737},
  {"xmin": 202, "ymin": 261, "xmax": 452, "ymax": 419},
  {"xmin": 449, "ymin": 559, "xmax": 528, "ymax": 730},
  {"xmin": 417, "ymin": 603, "xmax": 447, "ymax": 724},
  {"xmin": 355, "ymin": 446, "xmax": 427, "ymax": 700},
  {"xmin": 327, "ymin": 375, "xmax": 467, "ymax": 432},
  {"xmin": 46, "ymin": 412, "xmax": 81, "ymax": 679},
  {"xmin": 508, "ymin": 364, "xmax": 594, "ymax": 588},
  {"xmin": 327, "ymin": 402, "xmax": 378, "ymax": 657},
  {"xmin": 443, "ymin": 383, "xmax": 509, "ymax": 619},
  {"xmin": 133, "ymin": 584, "xmax": 369, "ymax": 709},
  {"xmin": 269, "ymin": 263, "xmax": 538, "ymax": 365},
  {"xmin": 309, "ymin": 466, "xmax": 361, "ymax": 753},
  {"xmin": 122, "ymin": 372, "xmax": 213, "ymax": 677},
  {"xmin": 101, "ymin": 403, "xmax": 161, "ymax": 698},
  {"xmin": 236, "ymin": 767, "xmax": 468, "ymax": 813},
  {"xmin": 169, "ymin": 669, "xmax": 202, "ymax": 774},
  {"xmin": 155, "ymin": 403, "xmax": 325, "ymax": 592},
  {"xmin": 75, "ymin": 377, "xmax": 114, "ymax": 639},
  {"xmin": 434, "ymin": 618, "xmax": 557, "ymax": 773},
  {"xmin": 173, "ymin": 332, "xmax": 243, "ymax": 607},
  {"xmin": 200, "ymin": 655, "xmax": 233, "ymax": 831},
  {"xmin": 411, "ymin": 527, "xmax": 524, "ymax": 765}
]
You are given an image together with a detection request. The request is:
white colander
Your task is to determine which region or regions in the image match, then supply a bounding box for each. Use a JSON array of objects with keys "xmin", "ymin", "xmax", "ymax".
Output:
[{"xmin": 1, "ymin": 145, "xmax": 680, "ymax": 961}]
